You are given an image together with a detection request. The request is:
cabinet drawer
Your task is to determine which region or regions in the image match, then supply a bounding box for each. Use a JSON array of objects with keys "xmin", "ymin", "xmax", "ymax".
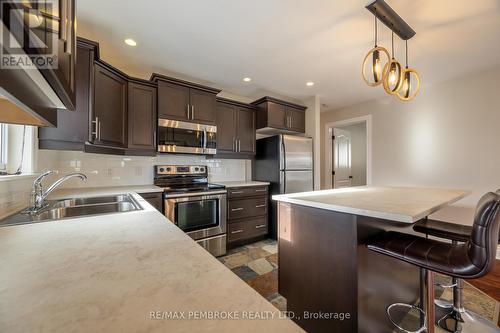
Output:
[
  {"xmin": 228, "ymin": 217, "xmax": 268, "ymax": 243},
  {"xmin": 228, "ymin": 197, "xmax": 267, "ymax": 220},
  {"xmin": 227, "ymin": 186, "xmax": 268, "ymax": 199}
]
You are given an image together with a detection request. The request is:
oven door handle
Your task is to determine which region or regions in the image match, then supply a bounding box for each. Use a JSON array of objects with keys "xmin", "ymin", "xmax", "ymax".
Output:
[{"xmin": 164, "ymin": 190, "xmax": 227, "ymax": 199}]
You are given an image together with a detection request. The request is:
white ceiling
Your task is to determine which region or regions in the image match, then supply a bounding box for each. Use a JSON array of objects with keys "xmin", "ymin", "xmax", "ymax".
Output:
[{"xmin": 76, "ymin": 0, "xmax": 500, "ymax": 110}]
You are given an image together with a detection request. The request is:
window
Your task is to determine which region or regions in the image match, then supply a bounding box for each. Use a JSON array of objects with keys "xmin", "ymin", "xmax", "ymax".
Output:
[{"xmin": 0, "ymin": 123, "xmax": 7, "ymax": 173}]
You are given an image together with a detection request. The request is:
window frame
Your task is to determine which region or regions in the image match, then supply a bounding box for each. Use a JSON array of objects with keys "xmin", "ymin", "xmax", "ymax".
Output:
[{"xmin": 0, "ymin": 123, "xmax": 7, "ymax": 171}]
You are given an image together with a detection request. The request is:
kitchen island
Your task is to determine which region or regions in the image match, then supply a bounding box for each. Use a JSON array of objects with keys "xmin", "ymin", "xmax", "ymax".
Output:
[
  {"xmin": 273, "ymin": 186, "xmax": 467, "ymax": 333},
  {"xmin": 0, "ymin": 190, "xmax": 303, "ymax": 333}
]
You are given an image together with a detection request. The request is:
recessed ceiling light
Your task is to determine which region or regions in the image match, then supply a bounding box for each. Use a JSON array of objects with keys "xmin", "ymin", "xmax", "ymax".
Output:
[
  {"xmin": 306, "ymin": 81, "xmax": 315, "ymax": 87},
  {"xmin": 243, "ymin": 77, "xmax": 251, "ymax": 82},
  {"xmin": 124, "ymin": 38, "xmax": 137, "ymax": 47}
]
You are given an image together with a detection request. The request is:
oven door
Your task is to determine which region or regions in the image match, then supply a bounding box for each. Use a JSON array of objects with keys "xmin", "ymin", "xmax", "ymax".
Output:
[
  {"xmin": 164, "ymin": 192, "xmax": 227, "ymax": 240},
  {"xmin": 158, "ymin": 119, "xmax": 217, "ymax": 154}
]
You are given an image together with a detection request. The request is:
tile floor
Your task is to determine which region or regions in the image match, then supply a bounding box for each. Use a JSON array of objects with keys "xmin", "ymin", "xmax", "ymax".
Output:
[{"xmin": 219, "ymin": 239, "xmax": 499, "ymax": 331}]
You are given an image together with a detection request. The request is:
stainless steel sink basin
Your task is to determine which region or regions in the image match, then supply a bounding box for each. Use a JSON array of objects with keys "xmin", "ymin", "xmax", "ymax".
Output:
[
  {"xmin": 52, "ymin": 195, "xmax": 132, "ymax": 208},
  {"xmin": 0, "ymin": 194, "xmax": 142, "ymax": 227}
]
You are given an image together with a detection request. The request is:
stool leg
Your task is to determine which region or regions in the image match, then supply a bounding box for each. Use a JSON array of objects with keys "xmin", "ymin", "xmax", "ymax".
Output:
[
  {"xmin": 426, "ymin": 270, "xmax": 436, "ymax": 333},
  {"xmin": 438, "ymin": 277, "xmax": 500, "ymax": 332}
]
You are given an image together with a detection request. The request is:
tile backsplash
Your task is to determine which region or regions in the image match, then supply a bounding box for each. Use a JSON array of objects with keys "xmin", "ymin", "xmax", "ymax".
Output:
[
  {"xmin": 37, "ymin": 150, "xmax": 251, "ymax": 187},
  {"xmin": 0, "ymin": 150, "xmax": 252, "ymax": 218}
]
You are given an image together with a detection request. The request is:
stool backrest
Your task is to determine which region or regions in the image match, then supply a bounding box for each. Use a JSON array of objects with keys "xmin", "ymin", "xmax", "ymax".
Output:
[{"xmin": 467, "ymin": 192, "xmax": 500, "ymax": 277}]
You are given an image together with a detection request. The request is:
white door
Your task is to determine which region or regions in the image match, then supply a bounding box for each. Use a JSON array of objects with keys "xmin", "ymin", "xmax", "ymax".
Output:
[{"xmin": 333, "ymin": 128, "xmax": 352, "ymax": 188}]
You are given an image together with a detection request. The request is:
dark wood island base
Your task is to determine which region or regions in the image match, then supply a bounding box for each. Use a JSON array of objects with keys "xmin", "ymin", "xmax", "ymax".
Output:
[{"xmin": 278, "ymin": 202, "xmax": 422, "ymax": 333}]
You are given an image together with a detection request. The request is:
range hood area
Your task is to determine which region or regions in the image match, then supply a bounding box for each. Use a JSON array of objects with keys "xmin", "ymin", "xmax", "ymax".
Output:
[{"xmin": 0, "ymin": 0, "xmax": 77, "ymax": 127}]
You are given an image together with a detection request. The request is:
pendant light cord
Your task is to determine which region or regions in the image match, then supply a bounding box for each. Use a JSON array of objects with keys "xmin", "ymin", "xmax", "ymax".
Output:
[
  {"xmin": 391, "ymin": 30, "xmax": 395, "ymax": 58},
  {"xmin": 374, "ymin": 15, "xmax": 378, "ymax": 47},
  {"xmin": 405, "ymin": 40, "xmax": 409, "ymax": 69}
]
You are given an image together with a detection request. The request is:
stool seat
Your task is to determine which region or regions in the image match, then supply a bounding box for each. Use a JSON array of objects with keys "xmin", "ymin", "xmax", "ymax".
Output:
[{"xmin": 367, "ymin": 231, "xmax": 474, "ymax": 278}]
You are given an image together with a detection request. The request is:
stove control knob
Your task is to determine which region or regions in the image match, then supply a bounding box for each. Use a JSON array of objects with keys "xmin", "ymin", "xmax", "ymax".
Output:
[
  {"xmin": 200, "ymin": 167, "xmax": 205, "ymax": 172},
  {"xmin": 159, "ymin": 167, "xmax": 165, "ymax": 173},
  {"xmin": 166, "ymin": 167, "xmax": 171, "ymax": 172},
  {"xmin": 194, "ymin": 167, "xmax": 199, "ymax": 172}
]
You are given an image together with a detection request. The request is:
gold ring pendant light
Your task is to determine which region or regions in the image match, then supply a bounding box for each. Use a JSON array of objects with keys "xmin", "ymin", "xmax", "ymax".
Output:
[
  {"xmin": 362, "ymin": 16, "xmax": 390, "ymax": 87},
  {"xmin": 382, "ymin": 31, "xmax": 404, "ymax": 94},
  {"xmin": 396, "ymin": 40, "xmax": 421, "ymax": 101}
]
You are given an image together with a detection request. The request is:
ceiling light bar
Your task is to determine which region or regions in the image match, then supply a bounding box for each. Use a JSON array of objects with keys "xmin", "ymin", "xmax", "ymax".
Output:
[{"xmin": 365, "ymin": 0, "xmax": 416, "ymax": 40}]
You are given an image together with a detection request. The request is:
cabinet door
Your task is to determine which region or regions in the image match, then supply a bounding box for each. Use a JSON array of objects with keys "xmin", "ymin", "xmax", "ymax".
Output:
[
  {"xmin": 38, "ymin": 43, "xmax": 92, "ymax": 150},
  {"xmin": 190, "ymin": 88, "xmax": 216, "ymax": 124},
  {"xmin": 93, "ymin": 63, "xmax": 127, "ymax": 147},
  {"xmin": 286, "ymin": 107, "xmax": 306, "ymax": 133},
  {"xmin": 267, "ymin": 102, "xmax": 286, "ymax": 129},
  {"xmin": 128, "ymin": 82, "xmax": 156, "ymax": 151},
  {"xmin": 237, "ymin": 107, "xmax": 255, "ymax": 154},
  {"xmin": 216, "ymin": 103, "xmax": 237, "ymax": 153},
  {"xmin": 157, "ymin": 81, "xmax": 190, "ymax": 121}
]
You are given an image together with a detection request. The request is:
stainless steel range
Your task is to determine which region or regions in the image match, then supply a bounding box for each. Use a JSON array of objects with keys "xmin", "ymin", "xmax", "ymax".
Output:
[{"xmin": 154, "ymin": 165, "xmax": 227, "ymax": 257}]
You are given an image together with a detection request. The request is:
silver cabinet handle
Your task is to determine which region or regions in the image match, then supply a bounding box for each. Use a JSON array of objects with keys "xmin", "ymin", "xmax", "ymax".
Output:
[
  {"xmin": 231, "ymin": 207, "xmax": 244, "ymax": 212},
  {"xmin": 186, "ymin": 105, "xmax": 190, "ymax": 119},
  {"xmin": 231, "ymin": 229, "xmax": 244, "ymax": 234},
  {"xmin": 191, "ymin": 105, "xmax": 195, "ymax": 120},
  {"xmin": 255, "ymin": 224, "xmax": 267, "ymax": 229},
  {"xmin": 255, "ymin": 204, "xmax": 266, "ymax": 208},
  {"xmin": 91, "ymin": 116, "xmax": 99, "ymax": 139},
  {"xmin": 255, "ymin": 189, "xmax": 267, "ymax": 192},
  {"xmin": 237, "ymin": 139, "xmax": 240, "ymax": 152},
  {"xmin": 98, "ymin": 120, "xmax": 102, "ymax": 141},
  {"xmin": 230, "ymin": 191, "xmax": 244, "ymax": 194}
]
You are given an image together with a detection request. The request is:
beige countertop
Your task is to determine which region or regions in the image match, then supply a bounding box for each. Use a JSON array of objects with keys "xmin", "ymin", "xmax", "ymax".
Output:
[
  {"xmin": 214, "ymin": 181, "xmax": 270, "ymax": 188},
  {"xmin": 273, "ymin": 186, "xmax": 468, "ymax": 223},
  {"xmin": 0, "ymin": 192, "xmax": 303, "ymax": 333},
  {"xmin": 48, "ymin": 185, "xmax": 164, "ymax": 199}
]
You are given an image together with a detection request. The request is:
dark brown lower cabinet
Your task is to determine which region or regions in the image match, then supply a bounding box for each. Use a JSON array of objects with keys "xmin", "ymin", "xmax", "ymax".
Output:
[
  {"xmin": 138, "ymin": 192, "xmax": 163, "ymax": 212},
  {"xmin": 227, "ymin": 186, "xmax": 268, "ymax": 248}
]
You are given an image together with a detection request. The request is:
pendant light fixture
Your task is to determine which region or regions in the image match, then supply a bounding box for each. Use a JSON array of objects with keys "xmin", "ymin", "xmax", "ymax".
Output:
[
  {"xmin": 396, "ymin": 40, "xmax": 421, "ymax": 101},
  {"xmin": 363, "ymin": 0, "xmax": 421, "ymax": 102},
  {"xmin": 382, "ymin": 30, "xmax": 403, "ymax": 94},
  {"xmin": 362, "ymin": 15, "xmax": 389, "ymax": 87}
]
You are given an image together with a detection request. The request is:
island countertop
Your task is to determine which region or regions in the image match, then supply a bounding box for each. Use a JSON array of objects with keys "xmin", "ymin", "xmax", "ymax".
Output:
[
  {"xmin": 0, "ymin": 192, "xmax": 303, "ymax": 333},
  {"xmin": 273, "ymin": 186, "xmax": 468, "ymax": 223}
]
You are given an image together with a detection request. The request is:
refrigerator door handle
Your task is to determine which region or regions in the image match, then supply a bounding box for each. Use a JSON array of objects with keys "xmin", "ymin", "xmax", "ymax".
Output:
[
  {"xmin": 280, "ymin": 134, "xmax": 286, "ymax": 172},
  {"xmin": 280, "ymin": 171, "xmax": 286, "ymax": 194}
]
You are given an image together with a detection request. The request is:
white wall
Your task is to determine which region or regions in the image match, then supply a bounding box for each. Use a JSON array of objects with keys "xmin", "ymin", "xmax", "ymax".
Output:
[
  {"xmin": 304, "ymin": 95, "xmax": 321, "ymax": 190},
  {"xmin": 337, "ymin": 123, "xmax": 367, "ymax": 186},
  {"xmin": 321, "ymin": 65, "xmax": 500, "ymax": 225}
]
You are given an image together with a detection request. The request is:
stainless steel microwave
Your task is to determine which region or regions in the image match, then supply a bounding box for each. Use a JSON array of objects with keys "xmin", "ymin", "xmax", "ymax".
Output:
[{"xmin": 157, "ymin": 119, "xmax": 217, "ymax": 154}]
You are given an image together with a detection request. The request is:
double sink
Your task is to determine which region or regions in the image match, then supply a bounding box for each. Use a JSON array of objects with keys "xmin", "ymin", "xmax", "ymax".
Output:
[{"xmin": 1, "ymin": 194, "xmax": 142, "ymax": 227}]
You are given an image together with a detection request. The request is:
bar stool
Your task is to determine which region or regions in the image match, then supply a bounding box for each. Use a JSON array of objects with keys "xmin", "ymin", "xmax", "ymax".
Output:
[
  {"xmin": 366, "ymin": 191, "xmax": 500, "ymax": 333},
  {"xmin": 413, "ymin": 189, "xmax": 500, "ymax": 332}
]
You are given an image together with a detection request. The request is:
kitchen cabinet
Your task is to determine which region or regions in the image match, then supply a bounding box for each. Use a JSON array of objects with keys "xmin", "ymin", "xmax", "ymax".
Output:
[
  {"xmin": 226, "ymin": 186, "xmax": 268, "ymax": 247},
  {"xmin": 215, "ymin": 98, "xmax": 255, "ymax": 156},
  {"xmin": 127, "ymin": 81, "xmax": 157, "ymax": 153},
  {"xmin": 252, "ymin": 96, "xmax": 307, "ymax": 133},
  {"xmin": 152, "ymin": 74, "xmax": 220, "ymax": 125},
  {"xmin": 39, "ymin": 37, "xmax": 157, "ymax": 156},
  {"xmin": 39, "ymin": 38, "xmax": 96, "ymax": 150},
  {"xmin": 91, "ymin": 62, "xmax": 128, "ymax": 148}
]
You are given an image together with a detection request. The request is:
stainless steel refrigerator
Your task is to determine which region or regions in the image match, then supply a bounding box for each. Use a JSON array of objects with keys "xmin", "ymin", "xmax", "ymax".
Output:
[{"xmin": 254, "ymin": 134, "xmax": 314, "ymax": 239}]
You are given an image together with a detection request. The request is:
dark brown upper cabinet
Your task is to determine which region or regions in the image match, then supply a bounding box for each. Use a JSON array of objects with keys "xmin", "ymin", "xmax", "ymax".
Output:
[
  {"xmin": 151, "ymin": 74, "xmax": 221, "ymax": 125},
  {"xmin": 127, "ymin": 81, "xmax": 157, "ymax": 153},
  {"xmin": 91, "ymin": 62, "xmax": 128, "ymax": 148},
  {"xmin": 39, "ymin": 37, "xmax": 157, "ymax": 156},
  {"xmin": 252, "ymin": 96, "xmax": 307, "ymax": 134},
  {"xmin": 216, "ymin": 98, "xmax": 255, "ymax": 157}
]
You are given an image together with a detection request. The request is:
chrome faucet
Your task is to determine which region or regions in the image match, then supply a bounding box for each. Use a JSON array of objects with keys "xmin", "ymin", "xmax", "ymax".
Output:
[{"xmin": 26, "ymin": 171, "xmax": 87, "ymax": 213}]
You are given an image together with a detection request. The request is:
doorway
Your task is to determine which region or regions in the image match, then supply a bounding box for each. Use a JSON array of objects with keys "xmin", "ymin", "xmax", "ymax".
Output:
[{"xmin": 324, "ymin": 115, "xmax": 372, "ymax": 189}]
